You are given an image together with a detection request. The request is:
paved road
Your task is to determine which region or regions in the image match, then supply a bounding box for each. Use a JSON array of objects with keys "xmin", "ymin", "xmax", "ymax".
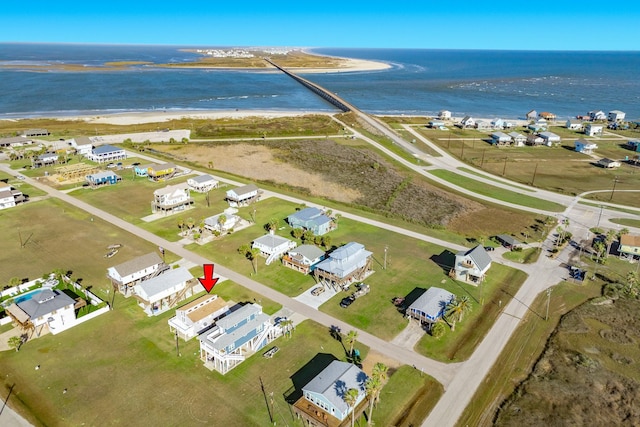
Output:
[{"xmin": 1, "ymin": 164, "xmax": 460, "ymax": 387}]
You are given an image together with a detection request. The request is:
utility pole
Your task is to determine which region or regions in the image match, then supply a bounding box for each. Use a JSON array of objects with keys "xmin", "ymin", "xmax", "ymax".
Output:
[
  {"xmin": 545, "ymin": 288, "xmax": 552, "ymax": 321},
  {"xmin": 502, "ymin": 156, "xmax": 508, "ymax": 176},
  {"xmin": 531, "ymin": 162, "xmax": 539, "ymax": 186},
  {"xmin": 596, "ymin": 205, "xmax": 604, "ymax": 229},
  {"xmin": 384, "ymin": 245, "xmax": 388, "ymax": 270},
  {"xmin": 461, "ymin": 139, "xmax": 465, "ymax": 158},
  {"xmin": 480, "ymin": 149, "xmax": 486, "ymax": 168},
  {"xmin": 609, "ymin": 176, "xmax": 619, "ymax": 201},
  {"xmin": 175, "ymin": 331, "xmax": 180, "ymax": 357}
]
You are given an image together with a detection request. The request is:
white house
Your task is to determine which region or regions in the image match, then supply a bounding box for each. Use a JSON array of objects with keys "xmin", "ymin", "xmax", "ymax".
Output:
[
  {"xmin": 252, "ymin": 233, "xmax": 297, "ymax": 265},
  {"xmin": 87, "ymin": 144, "xmax": 126, "ymax": 164},
  {"xmin": 314, "ymin": 242, "xmax": 373, "ymax": 288},
  {"xmin": 226, "ymin": 184, "xmax": 260, "ymax": 207},
  {"xmin": 491, "ymin": 118, "xmax": 504, "ymax": 129},
  {"xmin": 68, "ymin": 136, "xmax": 93, "ymax": 157},
  {"xmin": 585, "ymin": 124, "xmax": 603, "ymax": 136},
  {"xmin": 526, "ymin": 109, "xmax": 538, "ymax": 121},
  {"xmin": 574, "ymin": 139, "xmax": 598, "ymax": 154},
  {"xmin": 6, "ymin": 289, "xmax": 76, "ymax": 336},
  {"xmin": 539, "ymin": 131, "xmax": 561, "ymax": 146},
  {"xmin": 491, "ymin": 132, "xmax": 512, "ymax": 146},
  {"xmin": 199, "ymin": 303, "xmax": 278, "ymax": 374},
  {"xmin": 566, "ymin": 119, "xmax": 584, "ymax": 130},
  {"xmin": 476, "ymin": 120, "xmax": 491, "ymax": 130},
  {"xmin": 168, "ymin": 294, "xmax": 230, "ymax": 340},
  {"xmin": 460, "ymin": 116, "xmax": 475, "ymax": 128},
  {"xmin": 597, "ymin": 158, "xmax": 621, "ymax": 169},
  {"xmin": 452, "ymin": 245, "xmax": 492, "ymax": 284},
  {"xmin": 187, "ymin": 174, "xmax": 219, "ymax": 193},
  {"xmin": 152, "ymin": 183, "xmax": 193, "ymax": 214},
  {"xmin": 438, "ymin": 110, "xmax": 452, "ymax": 120},
  {"xmin": 295, "ymin": 361, "xmax": 368, "ymax": 423},
  {"xmin": 107, "ymin": 252, "xmax": 166, "ymax": 295},
  {"xmin": 0, "ymin": 185, "xmax": 24, "ymax": 210},
  {"xmin": 282, "ymin": 244, "xmax": 326, "ymax": 274},
  {"xmin": 428, "ymin": 120, "xmax": 445, "ymax": 128},
  {"xmin": 588, "ymin": 110, "xmax": 607, "ymax": 121},
  {"xmin": 526, "ymin": 134, "xmax": 545, "ymax": 146},
  {"xmin": 508, "ymin": 132, "xmax": 527, "ymax": 147},
  {"xmin": 608, "ymin": 110, "xmax": 626, "ymax": 122},
  {"xmin": 204, "ymin": 207, "xmax": 240, "ymax": 233},
  {"xmin": 133, "ymin": 267, "xmax": 195, "ymax": 316}
]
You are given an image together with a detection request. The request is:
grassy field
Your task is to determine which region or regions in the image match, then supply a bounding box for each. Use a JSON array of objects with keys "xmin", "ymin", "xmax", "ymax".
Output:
[
  {"xmin": 0, "ymin": 291, "xmax": 374, "ymax": 427},
  {"xmin": 502, "ymin": 247, "xmax": 541, "ymax": 264},
  {"xmin": 457, "ymin": 280, "xmax": 603, "ymax": 427},
  {"xmin": 0, "ymin": 198, "xmax": 176, "ymax": 288},
  {"xmin": 610, "ymin": 217, "xmax": 640, "ymax": 228},
  {"xmin": 0, "ymin": 170, "xmax": 48, "ymax": 198},
  {"xmin": 429, "ymin": 169, "xmax": 565, "ymax": 212},
  {"xmin": 413, "ymin": 125, "xmax": 640, "ymax": 201}
]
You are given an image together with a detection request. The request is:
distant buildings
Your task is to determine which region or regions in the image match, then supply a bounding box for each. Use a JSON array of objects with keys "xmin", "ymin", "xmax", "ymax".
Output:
[
  {"xmin": 574, "ymin": 139, "xmax": 598, "ymax": 154},
  {"xmin": 585, "ymin": 124, "xmax": 603, "ymax": 137},
  {"xmin": 0, "ymin": 185, "xmax": 25, "ymax": 210}
]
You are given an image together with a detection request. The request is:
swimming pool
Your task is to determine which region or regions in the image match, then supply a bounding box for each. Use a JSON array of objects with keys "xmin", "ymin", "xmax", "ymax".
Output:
[{"xmin": 12, "ymin": 289, "xmax": 43, "ymax": 304}]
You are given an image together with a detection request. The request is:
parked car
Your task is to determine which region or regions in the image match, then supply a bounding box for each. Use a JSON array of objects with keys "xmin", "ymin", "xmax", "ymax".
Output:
[
  {"xmin": 311, "ymin": 286, "xmax": 325, "ymax": 296},
  {"xmin": 484, "ymin": 246, "xmax": 495, "ymax": 252},
  {"xmin": 353, "ymin": 283, "xmax": 370, "ymax": 298},
  {"xmin": 340, "ymin": 295, "xmax": 355, "ymax": 308}
]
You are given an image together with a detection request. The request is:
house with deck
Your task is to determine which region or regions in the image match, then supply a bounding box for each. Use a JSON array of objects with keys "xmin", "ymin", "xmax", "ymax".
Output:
[
  {"xmin": 525, "ymin": 134, "xmax": 545, "ymax": 146},
  {"xmin": 6, "ymin": 289, "xmax": 76, "ymax": 336},
  {"xmin": 85, "ymin": 170, "xmax": 121, "ymax": 187},
  {"xmin": 491, "ymin": 132, "xmax": 512, "ymax": 146},
  {"xmin": 313, "ymin": 242, "xmax": 373, "ymax": 289},
  {"xmin": 291, "ymin": 360, "xmax": 368, "ymax": 426},
  {"xmin": 588, "ymin": 110, "xmax": 606, "ymax": 121},
  {"xmin": 508, "ymin": 132, "xmax": 527, "ymax": 147},
  {"xmin": 168, "ymin": 294, "xmax": 230, "ymax": 340},
  {"xmin": 407, "ymin": 287, "xmax": 455, "ymax": 327},
  {"xmin": 204, "ymin": 208, "xmax": 240, "ymax": 233},
  {"xmin": 539, "ymin": 131, "xmax": 561, "ymax": 146},
  {"xmin": 539, "ymin": 111, "xmax": 556, "ymax": 120},
  {"xmin": 626, "ymin": 140, "xmax": 640, "ymax": 152},
  {"xmin": 438, "ymin": 110, "xmax": 452, "ymax": 120},
  {"xmin": 152, "ymin": 183, "xmax": 193, "ymax": 214},
  {"xmin": 428, "ymin": 119, "xmax": 445, "ymax": 128},
  {"xmin": 596, "ymin": 158, "xmax": 621, "ymax": 169},
  {"xmin": 0, "ymin": 185, "xmax": 25, "ymax": 210},
  {"xmin": 287, "ymin": 207, "xmax": 335, "ymax": 236},
  {"xmin": 187, "ymin": 174, "xmax": 219, "ymax": 193},
  {"xmin": 68, "ymin": 136, "xmax": 93, "ymax": 157},
  {"xmin": 585, "ymin": 124, "xmax": 603, "ymax": 136},
  {"xmin": 107, "ymin": 252, "xmax": 167, "ymax": 295},
  {"xmin": 33, "ymin": 152, "xmax": 59, "ymax": 168},
  {"xmin": 476, "ymin": 120, "xmax": 491, "ymax": 130},
  {"xmin": 87, "ymin": 144, "xmax": 126, "ymax": 164},
  {"xmin": 20, "ymin": 128, "xmax": 49, "ymax": 137},
  {"xmin": 133, "ymin": 267, "xmax": 195, "ymax": 316},
  {"xmin": 252, "ymin": 233, "xmax": 297, "ymax": 265},
  {"xmin": 282, "ymin": 244, "xmax": 326, "ymax": 274},
  {"xmin": 574, "ymin": 139, "xmax": 598, "ymax": 154},
  {"xmin": 608, "ymin": 110, "xmax": 626, "ymax": 122},
  {"xmin": 619, "ymin": 234, "xmax": 640, "ymax": 260},
  {"xmin": 199, "ymin": 303, "xmax": 278, "ymax": 374},
  {"xmin": 147, "ymin": 163, "xmax": 177, "ymax": 182},
  {"xmin": 460, "ymin": 116, "xmax": 475, "ymax": 128},
  {"xmin": 491, "ymin": 118, "xmax": 504, "ymax": 129},
  {"xmin": 452, "ymin": 245, "xmax": 492, "ymax": 284},
  {"xmin": 0, "ymin": 136, "xmax": 34, "ymax": 147},
  {"xmin": 226, "ymin": 184, "xmax": 260, "ymax": 207},
  {"xmin": 566, "ymin": 119, "xmax": 584, "ymax": 130},
  {"xmin": 526, "ymin": 110, "xmax": 538, "ymax": 121}
]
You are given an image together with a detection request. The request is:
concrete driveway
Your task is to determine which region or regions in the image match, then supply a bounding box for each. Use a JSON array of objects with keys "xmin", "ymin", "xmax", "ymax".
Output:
[{"xmin": 293, "ymin": 285, "xmax": 339, "ymax": 310}]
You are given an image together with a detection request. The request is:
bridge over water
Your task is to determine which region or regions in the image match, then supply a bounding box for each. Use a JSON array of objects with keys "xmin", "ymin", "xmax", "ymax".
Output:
[{"xmin": 264, "ymin": 58, "xmax": 353, "ymax": 112}]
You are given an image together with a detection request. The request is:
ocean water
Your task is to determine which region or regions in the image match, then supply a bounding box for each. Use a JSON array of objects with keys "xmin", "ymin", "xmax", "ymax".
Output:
[{"xmin": 1, "ymin": 43, "xmax": 639, "ymax": 120}]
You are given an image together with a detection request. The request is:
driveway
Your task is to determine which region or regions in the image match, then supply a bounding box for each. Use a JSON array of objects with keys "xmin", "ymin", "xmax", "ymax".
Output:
[{"xmin": 293, "ymin": 285, "xmax": 339, "ymax": 310}]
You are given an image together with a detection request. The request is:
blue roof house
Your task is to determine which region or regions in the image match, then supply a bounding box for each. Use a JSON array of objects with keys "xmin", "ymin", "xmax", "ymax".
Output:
[
  {"xmin": 85, "ymin": 170, "xmax": 121, "ymax": 187},
  {"xmin": 313, "ymin": 242, "xmax": 373, "ymax": 288},
  {"xmin": 87, "ymin": 144, "xmax": 126, "ymax": 164},
  {"xmin": 296, "ymin": 361, "xmax": 368, "ymax": 423},
  {"xmin": 287, "ymin": 207, "xmax": 335, "ymax": 236},
  {"xmin": 199, "ymin": 303, "xmax": 278, "ymax": 374}
]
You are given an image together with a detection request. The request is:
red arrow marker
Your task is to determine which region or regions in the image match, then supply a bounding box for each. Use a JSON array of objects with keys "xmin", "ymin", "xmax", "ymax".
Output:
[{"xmin": 198, "ymin": 264, "xmax": 219, "ymax": 293}]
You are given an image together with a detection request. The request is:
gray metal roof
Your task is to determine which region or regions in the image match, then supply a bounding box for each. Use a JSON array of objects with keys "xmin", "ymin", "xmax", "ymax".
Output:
[
  {"xmin": 93, "ymin": 144, "xmax": 123, "ymax": 155},
  {"xmin": 408, "ymin": 287, "xmax": 455, "ymax": 319},
  {"xmin": 315, "ymin": 242, "xmax": 371, "ymax": 278},
  {"xmin": 496, "ymin": 235, "xmax": 522, "ymax": 248},
  {"xmin": 289, "ymin": 244, "xmax": 325, "ymax": 261},
  {"xmin": 112, "ymin": 252, "xmax": 163, "ymax": 278},
  {"xmin": 253, "ymin": 234, "xmax": 293, "ymax": 250},
  {"xmin": 210, "ymin": 312, "xmax": 269, "ymax": 351},
  {"xmin": 288, "ymin": 207, "xmax": 331, "ymax": 227},
  {"xmin": 459, "ymin": 245, "xmax": 492, "ymax": 271},
  {"xmin": 216, "ymin": 303, "xmax": 262, "ymax": 330},
  {"xmin": 135, "ymin": 267, "xmax": 193, "ymax": 299},
  {"xmin": 190, "ymin": 174, "xmax": 217, "ymax": 184},
  {"xmin": 17, "ymin": 289, "xmax": 75, "ymax": 320},
  {"xmin": 87, "ymin": 171, "xmax": 119, "ymax": 180},
  {"xmin": 231, "ymin": 184, "xmax": 259, "ymax": 196},
  {"xmin": 303, "ymin": 361, "xmax": 367, "ymax": 415}
]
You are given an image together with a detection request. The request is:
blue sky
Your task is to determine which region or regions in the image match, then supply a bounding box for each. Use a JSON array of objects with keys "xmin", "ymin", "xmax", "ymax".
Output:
[{"xmin": 2, "ymin": 1, "xmax": 639, "ymax": 50}]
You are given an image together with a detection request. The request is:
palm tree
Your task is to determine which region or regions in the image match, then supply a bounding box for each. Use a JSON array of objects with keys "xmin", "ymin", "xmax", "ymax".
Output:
[
  {"xmin": 343, "ymin": 388, "xmax": 359, "ymax": 427},
  {"xmin": 292, "ymin": 228, "xmax": 303, "ymax": 240},
  {"xmin": 593, "ymin": 240, "xmax": 606, "ymax": 264},
  {"xmin": 280, "ymin": 319, "xmax": 294, "ymax": 338},
  {"xmin": 365, "ymin": 376, "xmax": 382, "ymax": 425},
  {"xmin": 267, "ymin": 218, "xmax": 278, "ymax": 232},
  {"xmin": 217, "ymin": 214, "xmax": 227, "ymax": 232},
  {"xmin": 618, "ymin": 228, "xmax": 630, "ymax": 239},
  {"xmin": 185, "ymin": 217, "xmax": 195, "ymax": 235},
  {"xmin": 627, "ymin": 271, "xmax": 639, "ymax": 292},
  {"xmin": 345, "ymin": 330, "xmax": 358, "ymax": 358},
  {"xmin": 605, "ymin": 229, "xmax": 616, "ymax": 259},
  {"xmin": 446, "ymin": 296, "xmax": 471, "ymax": 331},
  {"xmin": 250, "ymin": 247, "xmax": 260, "ymax": 274},
  {"xmin": 177, "ymin": 218, "xmax": 185, "ymax": 236}
]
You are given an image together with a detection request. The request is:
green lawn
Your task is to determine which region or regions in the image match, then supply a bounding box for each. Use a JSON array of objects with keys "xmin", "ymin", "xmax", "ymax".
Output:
[
  {"xmin": 0, "ymin": 169, "xmax": 47, "ymax": 197},
  {"xmin": 610, "ymin": 218, "xmax": 640, "ymax": 228},
  {"xmin": 502, "ymin": 247, "xmax": 541, "ymax": 264},
  {"xmin": 429, "ymin": 169, "xmax": 565, "ymax": 212},
  {"xmin": 0, "ymin": 197, "xmax": 177, "ymax": 289},
  {"xmin": 414, "ymin": 267, "xmax": 528, "ymax": 362}
]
